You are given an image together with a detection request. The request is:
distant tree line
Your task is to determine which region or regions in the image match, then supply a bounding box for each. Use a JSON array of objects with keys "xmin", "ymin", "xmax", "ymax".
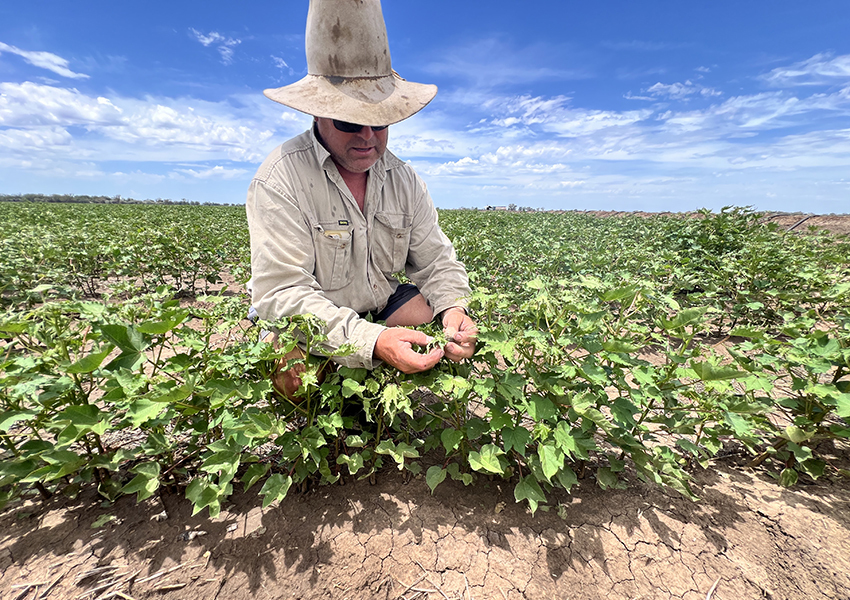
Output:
[{"xmin": 0, "ymin": 193, "xmax": 236, "ymax": 206}]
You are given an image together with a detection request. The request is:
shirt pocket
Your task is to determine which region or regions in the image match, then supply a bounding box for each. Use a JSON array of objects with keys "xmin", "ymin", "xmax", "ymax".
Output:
[
  {"xmin": 312, "ymin": 222, "xmax": 353, "ymax": 291},
  {"xmin": 372, "ymin": 212, "xmax": 412, "ymax": 275}
]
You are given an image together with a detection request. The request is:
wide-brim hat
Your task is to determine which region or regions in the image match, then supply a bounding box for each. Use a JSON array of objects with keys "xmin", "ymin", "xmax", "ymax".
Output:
[{"xmin": 264, "ymin": 0, "xmax": 437, "ymax": 126}]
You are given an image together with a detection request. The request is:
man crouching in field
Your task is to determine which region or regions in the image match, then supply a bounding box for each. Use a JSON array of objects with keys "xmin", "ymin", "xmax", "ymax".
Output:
[{"xmin": 246, "ymin": 0, "xmax": 476, "ymax": 399}]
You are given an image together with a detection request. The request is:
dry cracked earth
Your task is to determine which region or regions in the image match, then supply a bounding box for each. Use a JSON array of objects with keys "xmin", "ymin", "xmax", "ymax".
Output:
[{"xmin": 2, "ymin": 450, "xmax": 849, "ymax": 600}]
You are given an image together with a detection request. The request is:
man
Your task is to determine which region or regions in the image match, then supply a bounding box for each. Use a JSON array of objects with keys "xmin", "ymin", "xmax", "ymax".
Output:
[{"xmin": 247, "ymin": 0, "xmax": 476, "ymax": 398}]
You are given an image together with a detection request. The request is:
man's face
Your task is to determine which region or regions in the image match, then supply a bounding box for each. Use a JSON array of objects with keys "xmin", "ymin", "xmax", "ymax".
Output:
[{"xmin": 315, "ymin": 117, "xmax": 388, "ymax": 174}]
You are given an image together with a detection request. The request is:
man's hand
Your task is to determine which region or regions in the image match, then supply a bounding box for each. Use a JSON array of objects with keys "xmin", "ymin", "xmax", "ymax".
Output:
[
  {"xmin": 442, "ymin": 307, "xmax": 477, "ymax": 362},
  {"xmin": 374, "ymin": 327, "xmax": 444, "ymax": 374}
]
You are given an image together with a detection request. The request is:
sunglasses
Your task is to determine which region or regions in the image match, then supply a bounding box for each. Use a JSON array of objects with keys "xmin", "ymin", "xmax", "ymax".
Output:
[{"xmin": 332, "ymin": 119, "xmax": 389, "ymax": 133}]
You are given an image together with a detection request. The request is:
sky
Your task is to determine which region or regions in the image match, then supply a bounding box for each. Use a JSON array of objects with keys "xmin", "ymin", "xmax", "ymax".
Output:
[{"xmin": 1, "ymin": 1, "xmax": 849, "ymax": 213}]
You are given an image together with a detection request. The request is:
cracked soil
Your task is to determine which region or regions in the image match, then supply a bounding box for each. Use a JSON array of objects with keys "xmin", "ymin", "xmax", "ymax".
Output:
[{"xmin": 2, "ymin": 447, "xmax": 849, "ymax": 600}]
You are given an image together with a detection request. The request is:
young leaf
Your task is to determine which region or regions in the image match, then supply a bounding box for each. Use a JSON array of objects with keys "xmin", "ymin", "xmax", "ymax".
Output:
[
  {"xmin": 440, "ymin": 428, "xmax": 464, "ymax": 453},
  {"xmin": 260, "ymin": 474, "xmax": 293, "ymax": 508},
  {"xmin": 514, "ymin": 476, "xmax": 546, "ymax": 515},
  {"xmin": 66, "ymin": 345, "xmax": 114, "ymax": 374},
  {"xmin": 241, "ymin": 464, "xmax": 270, "ymax": 492},
  {"xmin": 468, "ymin": 444, "xmax": 505, "ymax": 474},
  {"xmin": 425, "ymin": 465, "xmax": 447, "ymax": 494},
  {"xmin": 537, "ymin": 443, "xmax": 564, "ymax": 481}
]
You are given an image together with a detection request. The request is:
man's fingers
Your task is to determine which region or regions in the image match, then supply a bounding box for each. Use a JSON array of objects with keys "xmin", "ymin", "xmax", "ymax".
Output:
[{"xmin": 445, "ymin": 340, "xmax": 475, "ymax": 362}]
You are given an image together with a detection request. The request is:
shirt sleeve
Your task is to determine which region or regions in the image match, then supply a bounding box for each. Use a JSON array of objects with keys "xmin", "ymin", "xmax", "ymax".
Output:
[
  {"xmin": 403, "ymin": 172, "xmax": 472, "ymax": 316},
  {"xmin": 247, "ymin": 178, "xmax": 386, "ymax": 369}
]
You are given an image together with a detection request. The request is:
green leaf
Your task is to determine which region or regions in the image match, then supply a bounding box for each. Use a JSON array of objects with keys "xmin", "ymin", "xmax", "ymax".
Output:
[
  {"xmin": 241, "ymin": 464, "xmax": 270, "ymax": 491},
  {"xmin": 337, "ymin": 452, "xmax": 364, "ymax": 475},
  {"xmin": 596, "ymin": 467, "xmax": 624, "ymax": 490},
  {"xmin": 341, "ymin": 379, "xmax": 365, "ymax": 398},
  {"xmin": 723, "ymin": 412, "xmax": 752, "ymax": 437},
  {"xmin": 786, "ymin": 442, "xmax": 812, "ymax": 463},
  {"xmin": 344, "ymin": 434, "xmax": 370, "ymax": 448},
  {"xmin": 554, "ymin": 467, "xmax": 577, "ymax": 493},
  {"xmin": 317, "ymin": 413, "xmax": 343, "ymax": 435},
  {"xmin": 601, "ymin": 284, "xmax": 640, "ymax": 303},
  {"xmin": 779, "ymin": 468, "xmax": 798, "ymax": 487},
  {"xmin": 501, "ymin": 426, "xmax": 530, "ymax": 456},
  {"xmin": 690, "ymin": 361, "xmax": 748, "ymax": 381},
  {"xmin": 121, "ymin": 473, "xmax": 160, "ymax": 501},
  {"xmin": 375, "ymin": 440, "xmax": 419, "ymax": 469},
  {"xmin": 602, "ymin": 339, "xmax": 643, "ymax": 353},
  {"xmin": 121, "ymin": 462, "xmax": 161, "ymax": 502},
  {"xmin": 514, "ymin": 475, "xmax": 546, "ymax": 514},
  {"xmin": 136, "ymin": 310, "xmax": 189, "ymax": 334},
  {"xmin": 126, "ymin": 398, "xmax": 166, "ymax": 427},
  {"xmin": 66, "ymin": 345, "xmax": 114, "ymax": 374},
  {"xmin": 260, "ymin": 474, "xmax": 293, "ymax": 508},
  {"xmin": 468, "ymin": 444, "xmax": 505, "ymax": 474},
  {"xmin": 200, "ymin": 450, "xmax": 240, "ymax": 482},
  {"xmin": 528, "ymin": 397, "xmax": 558, "ymax": 423},
  {"xmin": 441, "ymin": 429, "xmax": 464, "ymax": 453},
  {"xmin": 425, "ymin": 465, "xmax": 447, "ymax": 494},
  {"xmin": 537, "ymin": 443, "xmax": 564, "ymax": 481},
  {"xmin": 100, "ymin": 324, "xmax": 146, "ymax": 352},
  {"xmin": 0, "ymin": 410, "xmax": 37, "ymax": 433},
  {"xmin": 783, "ymin": 426, "xmax": 815, "ymax": 444},
  {"xmin": 91, "ymin": 514, "xmax": 118, "ymax": 528},
  {"xmin": 837, "ymin": 394, "xmax": 850, "ymax": 419},
  {"xmin": 660, "ymin": 307, "xmax": 708, "ymax": 331},
  {"xmin": 798, "ymin": 459, "xmax": 825, "ymax": 480}
]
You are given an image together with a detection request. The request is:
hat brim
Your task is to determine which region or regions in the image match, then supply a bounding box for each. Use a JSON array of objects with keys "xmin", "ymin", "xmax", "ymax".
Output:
[{"xmin": 264, "ymin": 73, "xmax": 437, "ymax": 126}]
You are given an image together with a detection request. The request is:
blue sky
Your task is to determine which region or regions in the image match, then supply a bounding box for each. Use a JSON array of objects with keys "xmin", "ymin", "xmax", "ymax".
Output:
[{"xmin": 1, "ymin": 1, "xmax": 849, "ymax": 213}]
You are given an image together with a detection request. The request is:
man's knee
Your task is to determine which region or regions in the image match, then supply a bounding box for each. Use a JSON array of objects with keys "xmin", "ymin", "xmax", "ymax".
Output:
[
  {"xmin": 270, "ymin": 336, "xmax": 331, "ymax": 401},
  {"xmin": 385, "ymin": 293, "xmax": 433, "ymax": 327}
]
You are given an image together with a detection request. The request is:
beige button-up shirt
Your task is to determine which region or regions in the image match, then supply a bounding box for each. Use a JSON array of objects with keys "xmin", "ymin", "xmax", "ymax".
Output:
[{"xmin": 247, "ymin": 128, "xmax": 471, "ymax": 369}]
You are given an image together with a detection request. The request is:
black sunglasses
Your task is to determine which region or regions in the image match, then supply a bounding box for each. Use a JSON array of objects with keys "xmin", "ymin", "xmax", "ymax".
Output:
[{"xmin": 332, "ymin": 119, "xmax": 389, "ymax": 133}]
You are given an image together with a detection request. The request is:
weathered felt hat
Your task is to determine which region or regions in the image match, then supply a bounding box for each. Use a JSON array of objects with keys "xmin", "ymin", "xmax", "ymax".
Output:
[{"xmin": 264, "ymin": 0, "xmax": 437, "ymax": 126}]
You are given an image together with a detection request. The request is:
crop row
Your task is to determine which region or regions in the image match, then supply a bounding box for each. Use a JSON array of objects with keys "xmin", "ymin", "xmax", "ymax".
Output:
[{"xmin": 1, "ymin": 203, "xmax": 848, "ymax": 515}]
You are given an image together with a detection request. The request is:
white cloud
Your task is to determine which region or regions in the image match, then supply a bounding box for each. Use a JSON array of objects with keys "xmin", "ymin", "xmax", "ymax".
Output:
[
  {"xmin": 0, "ymin": 82, "xmax": 123, "ymax": 127},
  {"xmin": 762, "ymin": 53, "xmax": 850, "ymax": 87},
  {"xmin": 424, "ymin": 37, "xmax": 590, "ymax": 88},
  {"xmin": 189, "ymin": 29, "xmax": 241, "ymax": 65},
  {"xmin": 0, "ymin": 125, "xmax": 73, "ymax": 150},
  {"xmin": 662, "ymin": 86, "xmax": 850, "ymax": 133},
  {"xmin": 475, "ymin": 94, "xmax": 652, "ymax": 138},
  {"xmin": 645, "ymin": 80, "xmax": 722, "ymax": 100},
  {"xmin": 423, "ymin": 144, "xmax": 574, "ymax": 178},
  {"xmin": 172, "ymin": 165, "xmax": 250, "ymax": 179},
  {"xmin": 0, "ymin": 82, "xmax": 283, "ymax": 163},
  {"xmin": 271, "ymin": 55, "xmax": 295, "ymax": 76},
  {"xmin": 0, "ymin": 41, "xmax": 89, "ymax": 79}
]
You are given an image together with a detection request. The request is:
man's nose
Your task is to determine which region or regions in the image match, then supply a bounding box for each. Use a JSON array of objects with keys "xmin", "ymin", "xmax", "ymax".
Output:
[{"xmin": 359, "ymin": 126, "xmax": 375, "ymax": 140}]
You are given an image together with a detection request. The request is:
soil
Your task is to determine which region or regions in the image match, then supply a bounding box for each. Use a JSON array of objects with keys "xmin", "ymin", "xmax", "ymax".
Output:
[
  {"xmin": 2, "ymin": 454, "xmax": 849, "ymax": 600},
  {"xmin": 2, "ymin": 211, "xmax": 850, "ymax": 600}
]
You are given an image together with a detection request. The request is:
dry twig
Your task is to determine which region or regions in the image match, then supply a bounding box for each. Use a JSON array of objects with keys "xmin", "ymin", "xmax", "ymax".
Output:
[
  {"xmin": 413, "ymin": 561, "xmax": 450, "ymax": 600},
  {"xmin": 38, "ymin": 572, "xmax": 65, "ymax": 598},
  {"xmin": 705, "ymin": 577, "xmax": 722, "ymax": 600}
]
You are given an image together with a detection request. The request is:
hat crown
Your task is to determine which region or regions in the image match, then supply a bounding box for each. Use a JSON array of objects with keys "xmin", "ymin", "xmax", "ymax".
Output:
[{"xmin": 306, "ymin": 0, "xmax": 392, "ymax": 78}]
